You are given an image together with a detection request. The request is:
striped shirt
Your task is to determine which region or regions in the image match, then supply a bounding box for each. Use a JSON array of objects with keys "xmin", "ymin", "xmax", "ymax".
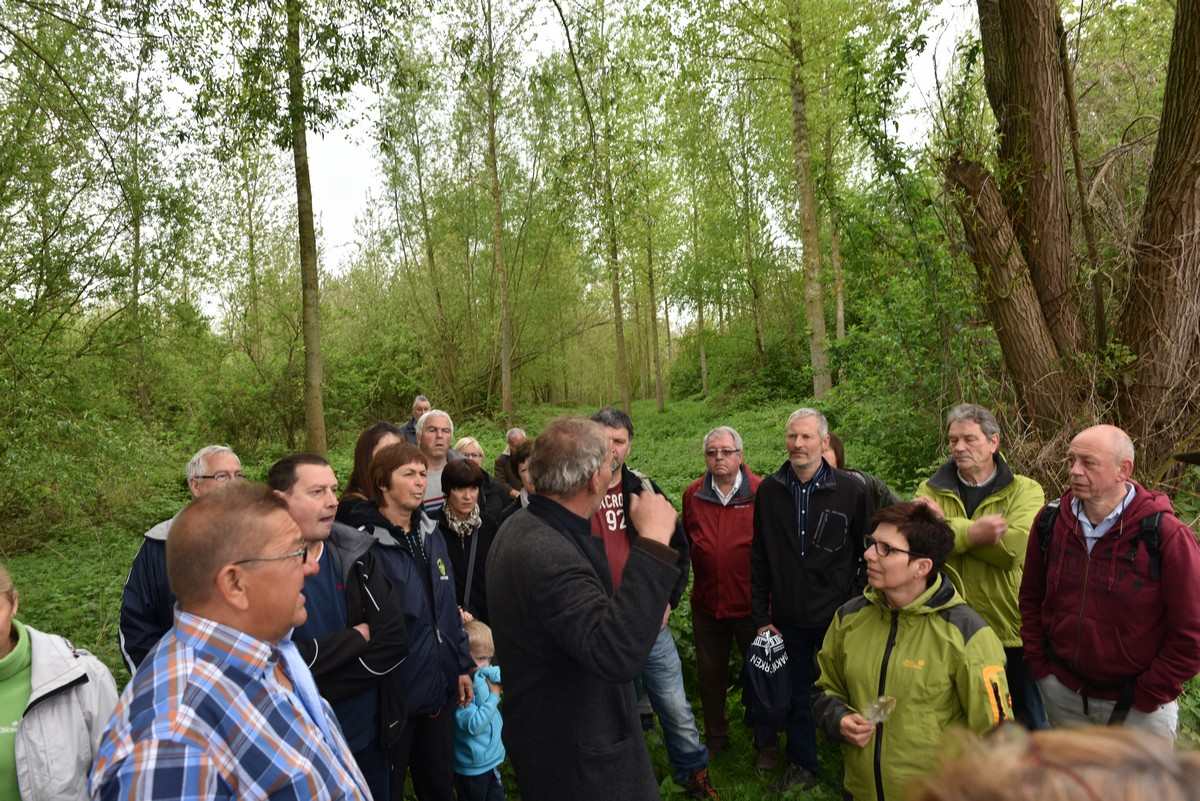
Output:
[{"xmin": 90, "ymin": 609, "xmax": 371, "ymax": 801}]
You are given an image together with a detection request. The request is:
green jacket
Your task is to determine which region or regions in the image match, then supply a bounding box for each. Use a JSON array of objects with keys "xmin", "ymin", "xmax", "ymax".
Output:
[
  {"xmin": 814, "ymin": 575, "xmax": 1011, "ymax": 801},
  {"xmin": 914, "ymin": 456, "xmax": 1044, "ymax": 646}
]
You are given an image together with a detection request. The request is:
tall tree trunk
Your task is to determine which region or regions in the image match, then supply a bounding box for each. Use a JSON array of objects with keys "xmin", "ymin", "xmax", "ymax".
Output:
[
  {"xmin": 697, "ymin": 298, "xmax": 709, "ymax": 398},
  {"xmin": 663, "ymin": 298, "xmax": 672, "ymax": 361},
  {"xmin": 482, "ymin": 0, "xmax": 514, "ymax": 419},
  {"xmin": 632, "ymin": 280, "xmax": 646, "ymax": 396},
  {"xmin": 285, "ymin": 0, "xmax": 326, "ymax": 454},
  {"xmin": 946, "ymin": 156, "xmax": 1070, "ymax": 425},
  {"xmin": 786, "ymin": 7, "xmax": 832, "ymax": 397},
  {"xmin": 645, "ymin": 215, "xmax": 665, "ymax": 412},
  {"xmin": 977, "ymin": 0, "xmax": 1083, "ymax": 358},
  {"xmin": 828, "ymin": 208, "xmax": 846, "ymax": 340},
  {"xmin": 1116, "ymin": 0, "xmax": 1200, "ymax": 467},
  {"xmin": 241, "ymin": 145, "xmax": 263, "ymax": 363}
]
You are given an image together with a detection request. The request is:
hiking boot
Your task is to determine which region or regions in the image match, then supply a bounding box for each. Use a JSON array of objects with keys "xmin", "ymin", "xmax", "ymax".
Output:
[
  {"xmin": 775, "ymin": 763, "xmax": 818, "ymax": 793},
  {"xmin": 684, "ymin": 767, "xmax": 720, "ymax": 800},
  {"xmin": 754, "ymin": 746, "xmax": 780, "ymax": 772}
]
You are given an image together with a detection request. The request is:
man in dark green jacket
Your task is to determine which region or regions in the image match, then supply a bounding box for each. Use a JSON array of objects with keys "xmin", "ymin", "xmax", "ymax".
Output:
[
  {"xmin": 814, "ymin": 502, "xmax": 1012, "ymax": 801},
  {"xmin": 914, "ymin": 403, "xmax": 1044, "ymax": 727}
]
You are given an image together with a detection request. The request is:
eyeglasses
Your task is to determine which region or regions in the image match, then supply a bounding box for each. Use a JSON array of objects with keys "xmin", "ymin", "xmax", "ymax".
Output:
[
  {"xmin": 196, "ymin": 471, "xmax": 245, "ymax": 482},
  {"xmin": 233, "ymin": 544, "xmax": 309, "ymax": 567},
  {"xmin": 704, "ymin": 448, "xmax": 741, "ymax": 459},
  {"xmin": 865, "ymin": 536, "xmax": 924, "ymax": 559}
]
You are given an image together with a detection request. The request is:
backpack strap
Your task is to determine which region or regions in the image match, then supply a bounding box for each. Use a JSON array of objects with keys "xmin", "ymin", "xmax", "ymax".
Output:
[
  {"xmin": 1132, "ymin": 512, "xmax": 1163, "ymax": 581},
  {"xmin": 1037, "ymin": 500, "xmax": 1061, "ymax": 562}
]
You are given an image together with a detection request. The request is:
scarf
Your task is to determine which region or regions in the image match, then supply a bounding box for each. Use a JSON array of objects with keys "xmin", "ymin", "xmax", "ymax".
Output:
[{"xmin": 445, "ymin": 503, "xmax": 482, "ymax": 546}]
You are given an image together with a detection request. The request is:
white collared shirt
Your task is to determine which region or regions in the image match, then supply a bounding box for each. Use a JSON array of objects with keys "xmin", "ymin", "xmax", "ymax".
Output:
[
  {"xmin": 1072, "ymin": 482, "xmax": 1136, "ymax": 554},
  {"xmin": 712, "ymin": 469, "xmax": 744, "ymax": 506}
]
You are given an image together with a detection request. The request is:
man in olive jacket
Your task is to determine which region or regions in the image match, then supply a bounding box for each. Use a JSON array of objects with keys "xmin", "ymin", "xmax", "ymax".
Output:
[
  {"xmin": 487, "ymin": 417, "xmax": 683, "ymax": 801},
  {"xmin": 914, "ymin": 403, "xmax": 1045, "ymax": 726}
]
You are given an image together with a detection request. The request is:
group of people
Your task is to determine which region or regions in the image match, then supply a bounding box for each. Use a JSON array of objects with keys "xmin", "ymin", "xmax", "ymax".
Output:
[{"xmin": 1, "ymin": 396, "xmax": 1198, "ymax": 801}]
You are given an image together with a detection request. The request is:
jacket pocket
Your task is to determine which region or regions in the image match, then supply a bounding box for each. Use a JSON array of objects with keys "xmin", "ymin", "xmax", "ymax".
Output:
[
  {"xmin": 575, "ymin": 735, "xmax": 636, "ymax": 786},
  {"xmin": 812, "ymin": 509, "xmax": 849, "ymax": 553}
]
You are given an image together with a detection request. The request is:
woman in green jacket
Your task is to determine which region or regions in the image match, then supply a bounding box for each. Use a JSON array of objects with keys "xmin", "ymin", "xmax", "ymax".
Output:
[{"xmin": 814, "ymin": 502, "xmax": 1012, "ymax": 801}]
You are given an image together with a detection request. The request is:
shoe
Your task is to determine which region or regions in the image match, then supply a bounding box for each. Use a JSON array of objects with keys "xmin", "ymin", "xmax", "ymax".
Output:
[
  {"xmin": 684, "ymin": 767, "xmax": 720, "ymax": 799},
  {"xmin": 774, "ymin": 763, "xmax": 818, "ymax": 793},
  {"xmin": 706, "ymin": 735, "xmax": 730, "ymax": 755},
  {"xmin": 754, "ymin": 746, "xmax": 780, "ymax": 772}
]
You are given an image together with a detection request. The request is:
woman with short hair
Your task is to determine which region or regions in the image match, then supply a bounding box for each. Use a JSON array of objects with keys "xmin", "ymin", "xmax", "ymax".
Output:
[{"xmin": 438, "ymin": 459, "xmax": 498, "ymax": 624}]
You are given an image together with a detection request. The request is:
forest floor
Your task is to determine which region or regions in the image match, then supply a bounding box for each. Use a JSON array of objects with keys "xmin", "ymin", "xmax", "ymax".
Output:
[{"xmin": 9, "ymin": 398, "xmax": 1197, "ymax": 799}]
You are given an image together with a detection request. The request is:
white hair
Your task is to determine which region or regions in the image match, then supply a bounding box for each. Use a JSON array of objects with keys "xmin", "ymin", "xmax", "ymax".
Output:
[
  {"xmin": 505, "ymin": 427, "xmax": 526, "ymax": 443},
  {"xmin": 786, "ymin": 408, "xmax": 828, "ymax": 438},
  {"xmin": 416, "ymin": 409, "xmax": 453, "ymax": 437},
  {"xmin": 703, "ymin": 426, "xmax": 744, "ymax": 453},
  {"xmin": 454, "ymin": 436, "xmax": 482, "ymax": 455},
  {"xmin": 186, "ymin": 445, "xmax": 238, "ymax": 482}
]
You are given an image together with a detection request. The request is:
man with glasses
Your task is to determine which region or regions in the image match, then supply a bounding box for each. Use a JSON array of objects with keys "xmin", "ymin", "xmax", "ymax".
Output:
[
  {"xmin": 269, "ymin": 454, "xmax": 408, "ymax": 801},
  {"xmin": 750, "ymin": 409, "xmax": 872, "ymax": 790},
  {"xmin": 813, "ymin": 501, "xmax": 1011, "ymax": 801},
  {"xmin": 119, "ymin": 444, "xmax": 245, "ymax": 670},
  {"xmin": 91, "ymin": 483, "xmax": 373, "ymax": 801},
  {"xmin": 681, "ymin": 426, "xmax": 762, "ymax": 755}
]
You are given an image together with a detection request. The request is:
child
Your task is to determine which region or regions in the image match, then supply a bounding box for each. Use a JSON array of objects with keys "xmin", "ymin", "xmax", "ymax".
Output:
[{"xmin": 455, "ymin": 619, "xmax": 506, "ymax": 801}]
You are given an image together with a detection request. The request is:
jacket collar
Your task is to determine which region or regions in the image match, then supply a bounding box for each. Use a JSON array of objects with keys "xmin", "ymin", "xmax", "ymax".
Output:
[
  {"xmin": 927, "ymin": 453, "xmax": 1015, "ymax": 495},
  {"xmin": 770, "ymin": 459, "xmax": 836, "ymax": 490},
  {"xmin": 864, "ymin": 571, "xmax": 961, "ymax": 615},
  {"xmin": 22, "ymin": 624, "xmax": 90, "ymax": 707},
  {"xmin": 172, "ymin": 608, "xmax": 276, "ymax": 678},
  {"xmin": 527, "ymin": 495, "xmax": 613, "ymax": 595},
  {"xmin": 694, "ymin": 464, "xmax": 756, "ymax": 505},
  {"xmin": 143, "ymin": 514, "xmax": 178, "ymax": 542}
]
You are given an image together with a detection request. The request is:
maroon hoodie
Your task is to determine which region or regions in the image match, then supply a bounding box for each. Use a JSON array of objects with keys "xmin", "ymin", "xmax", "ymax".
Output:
[{"xmin": 1019, "ymin": 482, "xmax": 1200, "ymax": 712}]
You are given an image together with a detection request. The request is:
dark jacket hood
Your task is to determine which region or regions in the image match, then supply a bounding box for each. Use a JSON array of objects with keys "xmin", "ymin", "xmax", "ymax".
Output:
[
  {"xmin": 693, "ymin": 465, "xmax": 758, "ymax": 506},
  {"xmin": 927, "ymin": 453, "xmax": 1015, "ymax": 495}
]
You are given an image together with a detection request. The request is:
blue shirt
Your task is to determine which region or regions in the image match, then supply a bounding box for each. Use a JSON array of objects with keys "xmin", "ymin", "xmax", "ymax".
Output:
[
  {"xmin": 1072, "ymin": 482, "xmax": 1137, "ymax": 554},
  {"xmin": 454, "ymin": 665, "xmax": 505, "ymax": 775},
  {"xmin": 90, "ymin": 609, "xmax": 370, "ymax": 801},
  {"xmin": 786, "ymin": 460, "xmax": 831, "ymax": 556}
]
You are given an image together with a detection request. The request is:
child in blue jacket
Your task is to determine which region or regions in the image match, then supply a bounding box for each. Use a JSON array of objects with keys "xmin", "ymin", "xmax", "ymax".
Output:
[{"xmin": 455, "ymin": 620, "xmax": 506, "ymax": 801}]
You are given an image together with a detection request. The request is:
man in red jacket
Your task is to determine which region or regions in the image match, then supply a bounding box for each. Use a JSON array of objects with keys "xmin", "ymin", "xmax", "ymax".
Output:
[
  {"xmin": 1019, "ymin": 424, "xmax": 1200, "ymax": 742},
  {"xmin": 682, "ymin": 426, "xmax": 762, "ymax": 755}
]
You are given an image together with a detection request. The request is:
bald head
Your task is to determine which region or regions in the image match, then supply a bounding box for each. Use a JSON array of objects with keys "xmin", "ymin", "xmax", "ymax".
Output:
[
  {"xmin": 1068, "ymin": 425, "xmax": 1135, "ymax": 510},
  {"xmin": 167, "ymin": 483, "xmax": 290, "ymax": 607}
]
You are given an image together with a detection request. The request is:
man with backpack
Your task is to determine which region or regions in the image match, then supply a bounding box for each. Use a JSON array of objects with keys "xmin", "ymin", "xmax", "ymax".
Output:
[{"xmin": 1019, "ymin": 424, "xmax": 1200, "ymax": 742}]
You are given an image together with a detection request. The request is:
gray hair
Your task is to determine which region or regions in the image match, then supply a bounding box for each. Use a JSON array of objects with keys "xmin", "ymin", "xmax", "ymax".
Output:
[
  {"xmin": 946, "ymin": 403, "xmax": 1000, "ymax": 439},
  {"xmin": 416, "ymin": 409, "xmax": 453, "ymax": 437},
  {"xmin": 505, "ymin": 427, "xmax": 526, "ymax": 443},
  {"xmin": 703, "ymin": 426, "xmax": 744, "ymax": 453},
  {"xmin": 786, "ymin": 408, "xmax": 828, "ymax": 438},
  {"xmin": 529, "ymin": 418, "xmax": 609, "ymax": 497},
  {"xmin": 186, "ymin": 445, "xmax": 238, "ymax": 482},
  {"xmin": 413, "ymin": 394, "xmax": 430, "ymax": 405}
]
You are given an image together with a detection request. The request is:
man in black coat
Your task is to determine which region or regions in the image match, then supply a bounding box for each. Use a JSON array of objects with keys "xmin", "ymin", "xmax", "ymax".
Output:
[
  {"xmin": 487, "ymin": 417, "xmax": 682, "ymax": 801},
  {"xmin": 750, "ymin": 408, "xmax": 872, "ymax": 790}
]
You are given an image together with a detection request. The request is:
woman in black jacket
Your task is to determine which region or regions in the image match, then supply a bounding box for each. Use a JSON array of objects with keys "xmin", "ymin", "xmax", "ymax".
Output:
[{"xmin": 437, "ymin": 459, "xmax": 498, "ymax": 623}]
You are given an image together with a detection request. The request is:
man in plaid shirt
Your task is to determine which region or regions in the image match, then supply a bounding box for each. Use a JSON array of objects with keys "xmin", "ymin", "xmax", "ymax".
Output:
[{"xmin": 90, "ymin": 483, "xmax": 372, "ymax": 801}]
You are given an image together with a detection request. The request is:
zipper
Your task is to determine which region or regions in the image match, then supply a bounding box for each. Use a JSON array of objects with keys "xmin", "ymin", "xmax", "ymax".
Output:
[
  {"xmin": 24, "ymin": 673, "xmax": 88, "ymax": 716},
  {"xmin": 874, "ymin": 610, "xmax": 899, "ymax": 801}
]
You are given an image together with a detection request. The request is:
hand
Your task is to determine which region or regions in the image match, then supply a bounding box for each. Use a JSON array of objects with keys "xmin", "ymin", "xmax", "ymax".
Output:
[
  {"xmin": 660, "ymin": 605, "xmax": 672, "ymax": 630},
  {"xmin": 840, "ymin": 713, "xmax": 874, "ymax": 747},
  {"xmin": 460, "ymin": 607, "xmax": 475, "ymax": 624},
  {"xmin": 353, "ymin": 623, "xmax": 370, "ymax": 641},
  {"xmin": 912, "ymin": 496, "xmax": 944, "ymax": 519},
  {"xmin": 628, "ymin": 491, "xmax": 677, "ymax": 546},
  {"xmin": 458, "ymin": 674, "xmax": 474, "ymax": 706},
  {"xmin": 757, "ymin": 624, "xmax": 781, "ymax": 637},
  {"xmin": 486, "ymin": 677, "xmax": 502, "ymax": 696},
  {"xmin": 967, "ymin": 514, "xmax": 1008, "ymax": 547}
]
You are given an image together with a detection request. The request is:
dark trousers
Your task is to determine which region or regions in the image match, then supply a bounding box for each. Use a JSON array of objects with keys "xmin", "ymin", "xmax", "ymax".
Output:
[
  {"xmin": 692, "ymin": 607, "xmax": 758, "ymax": 741},
  {"xmin": 454, "ymin": 768, "xmax": 506, "ymax": 801},
  {"xmin": 1005, "ymin": 646, "xmax": 1049, "ymax": 729},
  {"xmin": 354, "ymin": 746, "xmax": 390, "ymax": 801},
  {"xmin": 390, "ymin": 707, "xmax": 456, "ymax": 801},
  {"xmin": 753, "ymin": 625, "xmax": 827, "ymax": 773}
]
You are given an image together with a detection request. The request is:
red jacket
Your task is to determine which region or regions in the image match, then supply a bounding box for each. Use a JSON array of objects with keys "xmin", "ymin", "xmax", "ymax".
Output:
[
  {"xmin": 682, "ymin": 466, "xmax": 762, "ymax": 619},
  {"xmin": 1019, "ymin": 482, "xmax": 1200, "ymax": 712}
]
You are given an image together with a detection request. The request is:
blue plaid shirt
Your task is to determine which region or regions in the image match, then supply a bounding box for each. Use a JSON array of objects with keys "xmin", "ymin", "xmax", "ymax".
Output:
[
  {"xmin": 786, "ymin": 459, "xmax": 831, "ymax": 556},
  {"xmin": 90, "ymin": 609, "xmax": 371, "ymax": 801}
]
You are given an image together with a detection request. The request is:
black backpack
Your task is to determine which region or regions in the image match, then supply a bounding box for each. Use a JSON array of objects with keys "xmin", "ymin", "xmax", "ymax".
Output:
[{"xmin": 1035, "ymin": 501, "xmax": 1162, "ymax": 580}]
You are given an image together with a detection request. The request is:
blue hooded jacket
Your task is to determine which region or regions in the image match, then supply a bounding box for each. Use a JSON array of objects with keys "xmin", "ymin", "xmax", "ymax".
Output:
[{"xmin": 454, "ymin": 665, "xmax": 504, "ymax": 775}]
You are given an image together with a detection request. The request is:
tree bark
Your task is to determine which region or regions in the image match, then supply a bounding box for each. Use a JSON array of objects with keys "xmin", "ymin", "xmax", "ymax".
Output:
[
  {"xmin": 946, "ymin": 156, "xmax": 1070, "ymax": 426},
  {"xmin": 785, "ymin": 6, "xmax": 832, "ymax": 397},
  {"xmin": 697, "ymin": 298, "xmax": 709, "ymax": 398},
  {"xmin": 645, "ymin": 215, "xmax": 665, "ymax": 412},
  {"xmin": 977, "ymin": 0, "xmax": 1084, "ymax": 358},
  {"xmin": 829, "ymin": 207, "xmax": 846, "ymax": 340},
  {"xmin": 285, "ymin": 0, "xmax": 326, "ymax": 454},
  {"xmin": 1116, "ymin": 0, "xmax": 1200, "ymax": 466},
  {"xmin": 482, "ymin": 0, "xmax": 514, "ymax": 419}
]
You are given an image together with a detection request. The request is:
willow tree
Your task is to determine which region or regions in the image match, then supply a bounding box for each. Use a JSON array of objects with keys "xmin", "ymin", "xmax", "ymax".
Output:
[{"xmin": 945, "ymin": 0, "xmax": 1200, "ymax": 471}]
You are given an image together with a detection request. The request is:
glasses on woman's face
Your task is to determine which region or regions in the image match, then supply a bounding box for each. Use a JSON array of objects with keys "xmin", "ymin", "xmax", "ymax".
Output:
[{"xmin": 865, "ymin": 535, "xmax": 922, "ymax": 559}]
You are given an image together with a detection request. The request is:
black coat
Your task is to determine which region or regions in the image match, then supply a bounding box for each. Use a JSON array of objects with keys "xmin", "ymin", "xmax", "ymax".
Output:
[
  {"xmin": 487, "ymin": 496, "xmax": 680, "ymax": 801},
  {"xmin": 750, "ymin": 461, "xmax": 873, "ymax": 629},
  {"xmin": 437, "ymin": 511, "xmax": 497, "ymax": 623}
]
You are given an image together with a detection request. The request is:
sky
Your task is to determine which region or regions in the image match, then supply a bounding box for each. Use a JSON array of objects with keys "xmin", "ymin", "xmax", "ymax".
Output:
[{"xmin": 305, "ymin": 1, "xmax": 977, "ymax": 273}]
